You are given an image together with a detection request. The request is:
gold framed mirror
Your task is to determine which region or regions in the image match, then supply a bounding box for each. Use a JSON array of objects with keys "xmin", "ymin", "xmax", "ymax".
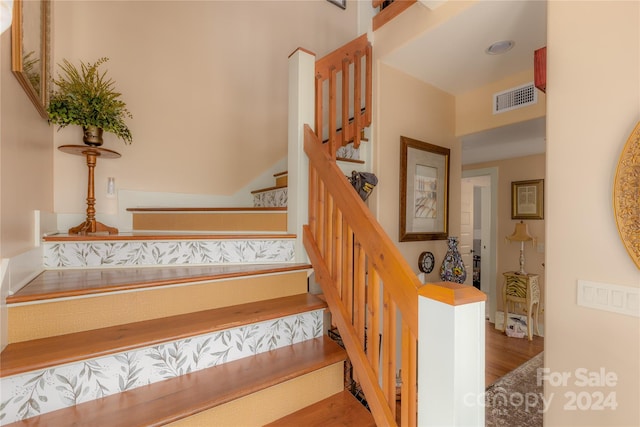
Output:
[
  {"xmin": 11, "ymin": 0, "xmax": 50, "ymax": 119},
  {"xmin": 613, "ymin": 121, "xmax": 640, "ymax": 269}
]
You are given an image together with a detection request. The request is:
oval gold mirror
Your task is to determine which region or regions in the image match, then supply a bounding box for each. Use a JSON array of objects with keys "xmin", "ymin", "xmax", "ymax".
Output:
[
  {"xmin": 11, "ymin": 0, "xmax": 50, "ymax": 119},
  {"xmin": 613, "ymin": 121, "xmax": 640, "ymax": 269}
]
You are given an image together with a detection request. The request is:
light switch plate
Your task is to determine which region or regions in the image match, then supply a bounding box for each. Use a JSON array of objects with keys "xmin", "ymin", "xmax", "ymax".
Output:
[{"xmin": 577, "ymin": 280, "xmax": 639, "ymax": 317}]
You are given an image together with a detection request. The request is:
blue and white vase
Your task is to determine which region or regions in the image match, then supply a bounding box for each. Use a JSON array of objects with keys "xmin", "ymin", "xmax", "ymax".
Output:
[{"xmin": 440, "ymin": 237, "xmax": 467, "ymax": 284}]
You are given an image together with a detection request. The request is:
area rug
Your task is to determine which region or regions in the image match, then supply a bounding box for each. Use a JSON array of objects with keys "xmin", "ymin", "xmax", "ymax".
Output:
[{"xmin": 486, "ymin": 352, "xmax": 545, "ymax": 426}]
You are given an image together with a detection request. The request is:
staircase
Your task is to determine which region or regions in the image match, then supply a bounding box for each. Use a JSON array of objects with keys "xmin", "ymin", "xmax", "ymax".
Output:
[
  {"xmin": 252, "ymin": 171, "xmax": 288, "ymax": 208},
  {"xmin": 1, "ymin": 21, "xmax": 408, "ymax": 426},
  {"xmin": 0, "ymin": 170, "xmax": 375, "ymax": 426}
]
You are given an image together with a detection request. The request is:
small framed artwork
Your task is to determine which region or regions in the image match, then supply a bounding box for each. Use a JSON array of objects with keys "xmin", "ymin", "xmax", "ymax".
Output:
[
  {"xmin": 511, "ymin": 179, "xmax": 544, "ymax": 219},
  {"xmin": 327, "ymin": 0, "xmax": 346, "ymax": 9},
  {"xmin": 399, "ymin": 136, "xmax": 450, "ymax": 241}
]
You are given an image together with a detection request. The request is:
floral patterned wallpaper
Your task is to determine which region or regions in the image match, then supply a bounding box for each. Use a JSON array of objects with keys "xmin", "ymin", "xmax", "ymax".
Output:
[
  {"xmin": 44, "ymin": 238, "xmax": 296, "ymax": 268},
  {"xmin": 253, "ymin": 188, "xmax": 287, "ymax": 207},
  {"xmin": 336, "ymin": 143, "xmax": 360, "ymax": 160},
  {"xmin": 0, "ymin": 310, "xmax": 324, "ymax": 424}
]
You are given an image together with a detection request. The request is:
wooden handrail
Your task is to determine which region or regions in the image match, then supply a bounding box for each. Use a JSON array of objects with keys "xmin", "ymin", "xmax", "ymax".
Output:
[
  {"xmin": 305, "ymin": 125, "xmax": 420, "ymax": 333},
  {"xmin": 298, "ymin": 24, "xmax": 482, "ymax": 425},
  {"xmin": 304, "ymin": 32, "xmax": 422, "ymax": 427},
  {"xmin": 304, "ymin": 124, "xmax": 421, "ymax": 426},
  {"xmin": 372, "ymin": 0, "xmax": 417, "ymax": 31}
]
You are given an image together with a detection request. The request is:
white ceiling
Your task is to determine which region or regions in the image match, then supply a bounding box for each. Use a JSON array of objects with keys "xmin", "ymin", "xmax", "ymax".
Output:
[
  {"xmin": 381, "ymin": 0, "xmax": 547, "ymax": 164},
  {"xmin": 460, "ymin": 116, "xmax": 546, "ymax": 164}
]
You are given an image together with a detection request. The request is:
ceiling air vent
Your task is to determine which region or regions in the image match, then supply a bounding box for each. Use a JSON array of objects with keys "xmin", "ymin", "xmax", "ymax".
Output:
[{"xmin": 493, "ymin": 82, "xmax": 537, "ymax": 114}]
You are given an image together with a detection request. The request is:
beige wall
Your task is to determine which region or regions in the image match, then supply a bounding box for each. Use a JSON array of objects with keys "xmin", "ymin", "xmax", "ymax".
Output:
[
  {"xmin": 51, "ymin": 0, "xmax": 357, "ymax": 215},
  {"xmin": 374, "ymin": 63, "xmax": 459, "ymax": 278},
  {"xmin": 371, "ymin": 1, "xmax": 482, "ymax": 281},
  {"xmin": 464, "ymin": 154, "xmax": 546, "ymax": 321},
  {"xmin": 456, "ymin": 69, "xmax": 546, "ymax": 137},
  {"xmin": 546, "ymin": 2, "xmax": 639, "ymax": 426},
  {"xmin": 1, "ymin": 27, "xmax": 54, "ymax": 352},
  {"xmin": 0, "ymin": 31, "xmax": 53, "ymax": 259}
]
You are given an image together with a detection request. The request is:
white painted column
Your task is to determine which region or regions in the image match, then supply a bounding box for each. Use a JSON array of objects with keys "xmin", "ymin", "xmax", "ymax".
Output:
[
  {"xmin": 418, "ymin": 282, "xmax": 486, "ymax": 426},
  {"xmin": 287, "ymin": 48, "xmax": 315, "ymax": 263}
]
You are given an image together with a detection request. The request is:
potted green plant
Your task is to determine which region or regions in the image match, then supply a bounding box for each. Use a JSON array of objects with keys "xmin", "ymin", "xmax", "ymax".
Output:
[{"xmin": 47, "ymin": 57, "xmax": 133, "ymax": 145}]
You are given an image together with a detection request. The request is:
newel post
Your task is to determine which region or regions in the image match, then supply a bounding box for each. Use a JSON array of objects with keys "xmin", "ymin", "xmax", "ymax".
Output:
[
  {"xmin": 417, "ymin": 282, "xmax": 486, "ymax": 426},
  {"xmin": 287, "ymin": 47, "xmax": 315, "ymax": 262}
]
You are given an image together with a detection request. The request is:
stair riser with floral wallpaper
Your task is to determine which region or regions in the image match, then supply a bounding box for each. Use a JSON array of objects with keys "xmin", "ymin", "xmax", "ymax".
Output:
[
  {"xmin": 43, "ymin": 237, "xmax": 295, "ymax": 269},
  {"xmin": 0, "ymin": 310, "xmax": 324, "ymax": 424},
  {"xmin": 253, "ymin": 187, "xmax": 288, "ymax": 207}
]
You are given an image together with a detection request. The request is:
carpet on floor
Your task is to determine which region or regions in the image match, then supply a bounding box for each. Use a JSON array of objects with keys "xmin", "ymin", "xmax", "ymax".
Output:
[{"xmin": 485, "ymin": 351, "xmax": 545, "ymax": 426}]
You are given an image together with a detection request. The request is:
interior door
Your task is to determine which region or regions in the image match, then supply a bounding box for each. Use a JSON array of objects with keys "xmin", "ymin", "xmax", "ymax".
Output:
[
  {"xmin": 459, "ymin": 178, "xmax": 474, "ymax": 286},
  {"xmin": 462, "ymin": 169, "xmax": 497, "ymax": 322}
]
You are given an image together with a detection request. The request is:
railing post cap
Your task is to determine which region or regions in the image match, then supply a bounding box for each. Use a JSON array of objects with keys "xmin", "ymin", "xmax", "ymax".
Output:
[
  {"xmin": 288, "ymin": 47, "xmax": 316, "ymax": 59},
  {"xmin": 418, "ymin": 281, "xmax": 487, "ymax": 306}
]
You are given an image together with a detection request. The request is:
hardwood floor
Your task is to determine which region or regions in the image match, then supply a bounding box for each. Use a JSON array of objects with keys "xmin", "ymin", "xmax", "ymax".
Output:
[{"xmin": 485, "ymin": 320, "xmax": 544, "ymax": 385}]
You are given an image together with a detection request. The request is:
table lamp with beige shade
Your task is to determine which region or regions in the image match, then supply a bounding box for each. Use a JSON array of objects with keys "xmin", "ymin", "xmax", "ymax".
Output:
[{"xmin": 506, "ymin": 221, "xmax": 536, "ymax": 275}]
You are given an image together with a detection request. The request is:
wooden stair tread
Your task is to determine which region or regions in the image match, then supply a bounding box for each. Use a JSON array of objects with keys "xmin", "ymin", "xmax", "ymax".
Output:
[
  {"xmin": 8, "ymin": 263, "xmax": 312, "ymax": 304},
  {"xmin": 127, "ymin": 206, "xmax": 286, "ymax": 212},
  {"xmin": 336, "ymin": 156, "xmax": 365, "ymax": 164},
  {"xmin": 0, "ymin": 293, "xmax": 326, "ymax": 378},
  {"xmin": 3, "ymin": 336, "xmax": 346, "ymax": 427},
  {"xmin": 265, "ymin": 390, "xmax": 376, "ymax": 427},
  {"xmin": 43, "ymin": 231, "xmax": 295, "ymax": 242}
]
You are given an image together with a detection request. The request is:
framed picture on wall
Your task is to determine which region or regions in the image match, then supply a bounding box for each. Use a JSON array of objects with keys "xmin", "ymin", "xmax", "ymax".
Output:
[
  {"xmin": 511, "ymin": 179, "xmax": 544, "ymax": 219},
  {"xmin": 399, "ymin": 136, "xmax": 450, "ymax": 241}
]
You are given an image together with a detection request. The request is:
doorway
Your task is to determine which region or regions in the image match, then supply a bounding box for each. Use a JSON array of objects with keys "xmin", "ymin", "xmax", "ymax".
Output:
[{"xmin": 461, "ymin": 167, "xmax": 498, "ymax": 323}]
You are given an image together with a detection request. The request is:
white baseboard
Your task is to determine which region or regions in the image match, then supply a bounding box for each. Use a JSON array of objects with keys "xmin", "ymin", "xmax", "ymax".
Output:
[
  {"xmin": 2, "ymin": 247, "xmax": 44, "ymax": 295},
  {"xmin": 35, "ymin": 210, "xmax": 59, "ymax": 241},
  {"xmin": 1, "ymin": 259, "xmax": 9, "ymax": 352},
  {"xmin": 0, "ymin": 248, "xmax": 45, "ymax": 352}
]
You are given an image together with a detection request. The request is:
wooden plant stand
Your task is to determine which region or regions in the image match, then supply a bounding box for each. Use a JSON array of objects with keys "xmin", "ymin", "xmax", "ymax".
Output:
[{"xmin": 58, "ymin": 145, "xmax": 121, "ymax": 235}]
